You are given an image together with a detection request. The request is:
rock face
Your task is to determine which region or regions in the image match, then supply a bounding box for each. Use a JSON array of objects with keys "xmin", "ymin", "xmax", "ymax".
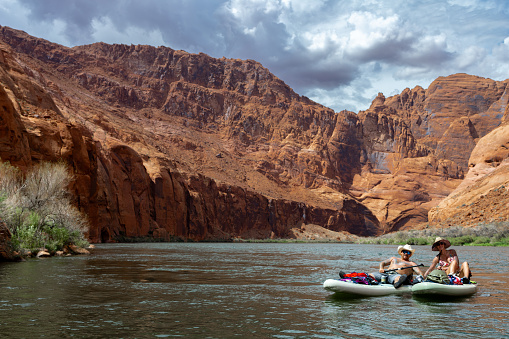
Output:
[
  {"xmin": 351, "ymin": 75, "xmax": 509, "ymax": 232},
  {"xmin": 0, "ymin": 26, "xmax": 379, "ymax": 242},
  {"xmin": 429, "ymin": 122, "xmax": 509, "ymax": 226},
  {"xmin": 0, "ymin": 221, "xmax": 16, "ymax": 261},
  {"xmin": 0, "ymin": 26, "xmax": 507, "ymax": 242}
]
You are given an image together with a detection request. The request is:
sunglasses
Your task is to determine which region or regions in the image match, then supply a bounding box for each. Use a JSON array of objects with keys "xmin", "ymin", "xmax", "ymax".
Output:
[{"xmin": 402, "ymin": 250, "xmax": 412, "ymax": 255}]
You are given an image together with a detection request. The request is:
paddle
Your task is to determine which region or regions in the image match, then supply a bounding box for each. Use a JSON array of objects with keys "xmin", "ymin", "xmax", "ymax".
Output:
[{"xmin": 384, "ymin": 264, "xmax": 424, "ymax": 273}]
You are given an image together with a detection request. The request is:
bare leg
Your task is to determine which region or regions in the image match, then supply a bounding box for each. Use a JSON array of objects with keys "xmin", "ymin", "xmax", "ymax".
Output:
[
  {"xmin": 458, "ymin": 261, "xmax": 470, "ymax": 278},
  {"xmin": 448, "ymin": 260, "xmax": 459, "ymax": 275}
]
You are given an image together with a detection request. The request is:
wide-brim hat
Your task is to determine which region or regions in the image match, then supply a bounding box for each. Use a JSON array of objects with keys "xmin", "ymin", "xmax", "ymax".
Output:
[
  {"xmin": 397, "ymin": 244, "xmax": 415, "ymax": 256},
  {"xmin": 432, "ymin": 237, "xmax": 451, "ymax": 251}
]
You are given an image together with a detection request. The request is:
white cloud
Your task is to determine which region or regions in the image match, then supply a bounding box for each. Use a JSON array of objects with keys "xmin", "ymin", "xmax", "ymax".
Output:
[
  {"xmin": 456, "ymin": 46, "xmax": 487, "ymax": 69},
  {"xmin": 224, "ymin": 0, "xmax": 282, "ymax": 26},
  {"xmin": 346, "ymin": 12, "xmax": 403, "ymax": 52},
  {"xmin": 242, "ymin": 27, "xmax": 257, "ymax": 36},
  {"xmin": 447, "ymin": 0, "xmax": 478, "ymax": 7},
  {"xmin": 492, "ymin": 37, "xmax": 509, "ymax": 60},
  {"xmin": 90, "ymin": 16, "xmax": 166, "ymax": 46},
  {"xmin": 0, "ymin": 0, "xmax": 508, "ymax": 112},
  {"xmin": 281, "ymin": 0, "xmax": 327, "ymax": 14},
  {"xmin": 447, "ymin": 0, "xmax": 500, "ymax": 10},
  {"xmin": 0, "ymin": 0, "xmax": 21, "ymax": 14},
  {"xmin": 479, "ymin": 37, "xmax": 509, "ymax": 80},
  {"xmin": 302, "ymin": 29, "xmax": 343, "ymax": 53},
  {"xmin": 0, "ymin": 0, "xmax": 72, "ymax": 46}
]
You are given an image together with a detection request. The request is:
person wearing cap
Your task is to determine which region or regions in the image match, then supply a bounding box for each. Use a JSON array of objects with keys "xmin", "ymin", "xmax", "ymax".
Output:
[
  {"xmin": 423, "ymin": 237, "xmax": 471, "ymax": 283},
  {"xmin": 368, "ymin": 244, "xmax": 425, "ymax": 288}
]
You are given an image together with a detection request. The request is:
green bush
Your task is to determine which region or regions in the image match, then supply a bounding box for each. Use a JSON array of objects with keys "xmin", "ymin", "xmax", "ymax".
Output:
[
  {"xmin": 450, "ymin": 235, "xmax": 475, "ymax": 246},
  {"xmin": 406, "ymin": 237, "xmax": 429, "ymax": 245},
  {"xmin": 0, "ymin": 161, "xmax": 89, "ymax": 255},
  {"xmin": 472, "ymin": 236, "xmax": 491, "ymax": 245},
  {"xmin": 11, "ymin": 223, "xmax": 45, "ymax": 253},
  {"xmin": 491, "ymin": 236, "xmax": 509, "ymax": 246},
  {"xmin": 42, "ymin": 225, "xmax": 72, "ymax": 252}
]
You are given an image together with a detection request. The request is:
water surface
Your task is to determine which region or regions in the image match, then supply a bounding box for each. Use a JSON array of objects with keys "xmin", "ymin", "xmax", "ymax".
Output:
[{"xmin": 0, "ymin": 243, "xmax": 507, "ymax": 338}]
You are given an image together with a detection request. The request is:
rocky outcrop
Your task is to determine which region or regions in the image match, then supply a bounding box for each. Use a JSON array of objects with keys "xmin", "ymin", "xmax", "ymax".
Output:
[
  {"xmin": 89, "ymin": 147, "xmax": 379, "ymax": 241},
  {"xmin": 0, "ymin": 26, "xmax": 508, "ymax": 243},
  {"xmin": 382, "ymin": 74, "xmax": 508, "ymax": 168},
  {"xmin": 349, "ymin": 74, "xmax": 508, "ymax": 232},
  {"xmin": 429, "ymin": 122, "xmax": 509, "ymax": 226},
  {"xmin": 0, "ymin": 221, "xmax": 17, "ymax": 261},
  {"xmin": 0, "ymin": 55, "xmax": 32, "ymax": 169}
]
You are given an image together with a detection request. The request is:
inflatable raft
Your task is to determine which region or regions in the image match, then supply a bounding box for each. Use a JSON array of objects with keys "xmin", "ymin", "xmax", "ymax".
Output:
[
  {"xmin": 411, "ymin": 281, "xmax": 477, "ymax": 296},
  {"xmin": 323, "ymin": 279, "xmax": 412, "ymax": 296},
  {"xmin": 323, "ymin": 279, "xmax": 477, "ymax": 297}
]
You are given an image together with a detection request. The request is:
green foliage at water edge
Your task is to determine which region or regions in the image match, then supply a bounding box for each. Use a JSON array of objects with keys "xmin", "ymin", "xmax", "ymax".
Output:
[
  {"xmin": 357, "ymin": 222, "xmax": 509, "ymax": 247},
  {"xmin": 0, "ymin": 161, "xmax": 90, "ymax": 255}
]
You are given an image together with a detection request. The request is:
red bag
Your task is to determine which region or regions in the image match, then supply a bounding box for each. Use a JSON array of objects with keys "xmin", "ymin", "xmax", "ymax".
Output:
[{"xmin": 344, "ymin": 272, "xmax": 368, "ymax": 278}]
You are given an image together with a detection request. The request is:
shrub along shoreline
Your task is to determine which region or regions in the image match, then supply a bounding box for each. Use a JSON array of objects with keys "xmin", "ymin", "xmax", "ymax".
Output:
[
  {"xmin": 357, "ymin": 222, "xmax": 509, "ymax": 247},
  {"xmin": 107, "ymin": 221, "xmax": 509, "ymax": 245},
  {"xmin": 0, "ymin": 161, "xmax": 89, "ymax": 260},
  {"xmin": 232, "ymin": 222, "xmax": 509, "ymax": 245}
]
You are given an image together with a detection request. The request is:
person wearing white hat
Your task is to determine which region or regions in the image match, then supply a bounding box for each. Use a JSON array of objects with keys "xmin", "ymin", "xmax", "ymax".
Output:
[
  {"xmin": 368, "ymin": 244, "xmax": 425, "ymax": 288},
  {"xmin": 423, "ymin": 237, "xmax": 471, "ymax": 283}
]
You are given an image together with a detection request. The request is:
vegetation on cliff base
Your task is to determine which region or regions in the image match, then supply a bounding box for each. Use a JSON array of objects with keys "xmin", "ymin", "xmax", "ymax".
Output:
[
  {"xmin": 0, "ymin": 161, "xmax": 89, "ymax": 255},
  {"xmin": 357, "ymin": 222, "xmax": 509, "ymax": 247}
]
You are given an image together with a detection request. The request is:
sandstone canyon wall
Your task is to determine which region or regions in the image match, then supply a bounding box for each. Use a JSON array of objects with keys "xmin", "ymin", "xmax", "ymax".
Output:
[
  {"xmin": 429, "ymin": 121, "xmax": 509, "ymax": 226},
  {"xmin": 0, "ymin": 26, "xmax": 508, "ymax": 242},
  {"xmin": 351, "ymin": 75, "xmax": 509, "ymax": 232},
  {"xmin": 0, "ymin": 26, "xmax": 379, "ymax": 242}
]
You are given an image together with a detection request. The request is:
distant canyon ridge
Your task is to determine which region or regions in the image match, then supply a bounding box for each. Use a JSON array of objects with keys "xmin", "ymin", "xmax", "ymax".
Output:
[{"xmin": 0, "ymin": 26, "xmax": 508, "ymax": 243}]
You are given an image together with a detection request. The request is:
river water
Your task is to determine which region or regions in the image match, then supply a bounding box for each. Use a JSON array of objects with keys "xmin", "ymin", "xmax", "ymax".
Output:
[{"xmin": 0, "ymin": 243, "xmax": 508, "ymax": 338}]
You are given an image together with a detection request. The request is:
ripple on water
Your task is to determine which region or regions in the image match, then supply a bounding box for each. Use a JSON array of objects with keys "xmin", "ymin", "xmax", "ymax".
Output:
[{"xmin": 0, "ymin": 243, "xmax": 508, "ymax": 338}]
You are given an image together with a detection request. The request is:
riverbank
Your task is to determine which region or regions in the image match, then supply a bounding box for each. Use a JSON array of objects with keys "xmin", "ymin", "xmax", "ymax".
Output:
[
  {"xmin": 358, "ymin": 221, "xmax": 509, "ymax": 247},
  {"xmin": 235, "ymin": 222, "xmax": 509, "ymax": 246}
]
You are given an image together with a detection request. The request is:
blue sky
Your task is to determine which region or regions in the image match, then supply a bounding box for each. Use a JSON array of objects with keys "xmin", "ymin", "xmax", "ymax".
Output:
[{"xmin": 0, "ymin": 0, "xmax": 508, "ymax": 112}]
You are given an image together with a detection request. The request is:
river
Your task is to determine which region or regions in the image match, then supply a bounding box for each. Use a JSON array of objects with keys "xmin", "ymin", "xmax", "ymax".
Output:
[{"xmin": 0, "ymin": 243, "xmax": 508, "ymax": 338}]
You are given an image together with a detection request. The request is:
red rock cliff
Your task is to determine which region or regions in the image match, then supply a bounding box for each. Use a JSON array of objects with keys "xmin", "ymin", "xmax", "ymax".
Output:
[
  {"xmin": 0, "ymin": 26, "xmax": 507, "ymax": 241},
  {"xmin": 0, "ymin": 26, "xmax": 380, "ymax": 242}
]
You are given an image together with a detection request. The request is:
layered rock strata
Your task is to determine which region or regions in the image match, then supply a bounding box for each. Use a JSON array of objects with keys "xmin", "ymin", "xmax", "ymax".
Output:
[
  {"xmin": 0, "ymin": 26, "xmax": 508, "ymax": 243},
  {"xmin": 0, "ymin": 27, "xmax": 379, "ymax": 242},
  {"xmin": 429, "ymin": 122, "xmax": 509, "ymax": 226}
]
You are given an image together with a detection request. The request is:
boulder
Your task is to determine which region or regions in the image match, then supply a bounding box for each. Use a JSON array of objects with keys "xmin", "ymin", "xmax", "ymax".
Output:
[
  {"xmin": 36, "ymin": 250, "xmax": 51, "ymax": 258},
  {"xmin": 64, "ymin": 244, "xmax": 91, "ymax": 255},
  {"xmin": 0, "ymin": 221, "xmax": 16, "ymax": 261}
]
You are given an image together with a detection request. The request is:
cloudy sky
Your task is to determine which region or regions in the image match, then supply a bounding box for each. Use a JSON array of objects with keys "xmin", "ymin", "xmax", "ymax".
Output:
[{"xmin": 0, "ymin": 0, "xmax": 508, "ymax": 112}]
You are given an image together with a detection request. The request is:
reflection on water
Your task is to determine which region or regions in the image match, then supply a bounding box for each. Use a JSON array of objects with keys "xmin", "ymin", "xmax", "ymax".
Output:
[{"xmin": 0, "ymin": 243, "xmax": 508, "ymax": 338}]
